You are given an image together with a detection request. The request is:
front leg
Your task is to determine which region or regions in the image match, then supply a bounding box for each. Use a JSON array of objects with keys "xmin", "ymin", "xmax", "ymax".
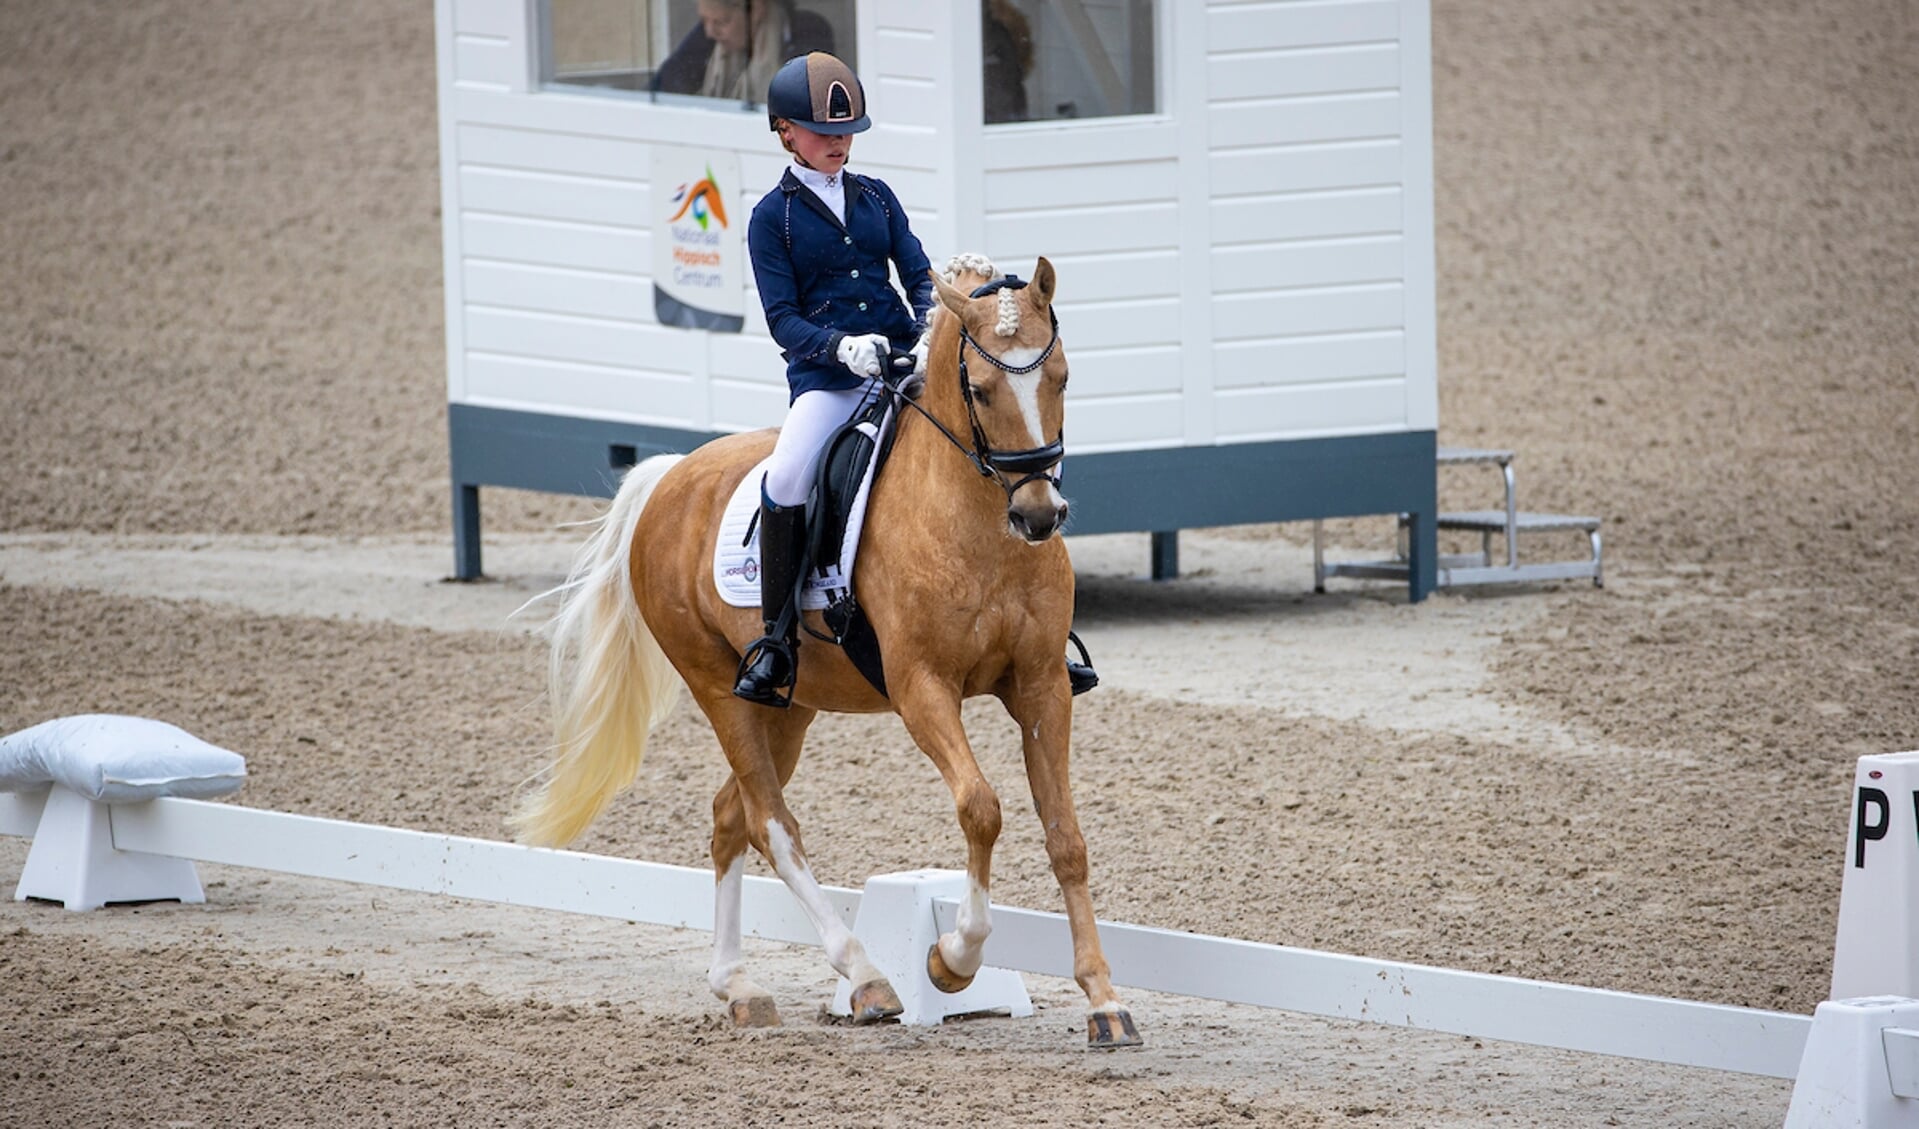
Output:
[
  {"xmin": 892, "ymin": 674, "xmax": 1003, "ymax": 993},
  {"xmin": 1004, "ymin": 666, "xmax": 1142, "ymax": 1049}
]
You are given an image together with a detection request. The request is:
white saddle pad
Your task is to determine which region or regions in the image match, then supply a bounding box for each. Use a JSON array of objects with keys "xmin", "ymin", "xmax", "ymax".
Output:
[{"xmin": 713, "ymin": 409, "xmax": 890, "ymax": 610}]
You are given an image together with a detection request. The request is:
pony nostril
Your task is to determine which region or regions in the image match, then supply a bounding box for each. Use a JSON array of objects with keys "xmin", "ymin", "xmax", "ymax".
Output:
[{"xmin": 1018, "ymin": 510, "xmax": 1057, "ymax": 542}]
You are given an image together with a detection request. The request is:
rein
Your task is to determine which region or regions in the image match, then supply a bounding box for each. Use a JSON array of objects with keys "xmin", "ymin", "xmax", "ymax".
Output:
[{"xmin": 884, "ymin": 276, "xmax": 1066, "ymax": 502}]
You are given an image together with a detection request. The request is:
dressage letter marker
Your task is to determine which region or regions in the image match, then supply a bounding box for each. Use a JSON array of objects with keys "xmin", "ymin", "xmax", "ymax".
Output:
[{"xmin": 1831, "ymin": 752, "xmax": 1919, "ymax": 1000}]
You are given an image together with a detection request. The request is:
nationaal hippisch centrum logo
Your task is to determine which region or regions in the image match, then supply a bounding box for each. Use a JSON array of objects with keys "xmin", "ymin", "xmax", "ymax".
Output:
[{"xmin": 668, "ymin": 167, "xmax": 729, "ymax": 231}]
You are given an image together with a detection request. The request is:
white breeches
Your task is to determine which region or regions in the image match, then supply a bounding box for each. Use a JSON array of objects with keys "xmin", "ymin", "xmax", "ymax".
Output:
[{"xmin": 762, "ymin": 380, "xmax": 884, "ymax": 507}]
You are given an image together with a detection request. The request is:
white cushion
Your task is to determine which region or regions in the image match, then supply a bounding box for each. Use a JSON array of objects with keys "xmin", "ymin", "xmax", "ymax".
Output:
[{"xmin": 0, "ymin": 715, "xmax": 247, "ymax": 802}]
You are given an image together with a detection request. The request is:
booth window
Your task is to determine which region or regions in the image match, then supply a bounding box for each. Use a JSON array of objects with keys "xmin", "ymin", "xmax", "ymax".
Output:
[
  {"xmin": 542, "ymin": 0, "xmax": 854, "ymax": 105},
  {"xmin": 983, "ymin": 0, "xmax": 1157, "ymax": 124}
]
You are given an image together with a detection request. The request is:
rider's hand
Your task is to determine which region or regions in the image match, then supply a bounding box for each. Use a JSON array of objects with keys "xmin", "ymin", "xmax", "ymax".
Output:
[
  {"xmin": 909, "ymin": 333, "xmax": 931, "ymax": 377},
  {"xmin": 835, "ymin": 333, "xmax": 892, "ymax": 378}
]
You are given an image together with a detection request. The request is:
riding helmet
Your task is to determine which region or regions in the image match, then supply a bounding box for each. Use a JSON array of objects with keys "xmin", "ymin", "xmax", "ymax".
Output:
[{"xmin": 766, "ymin": 52, "xmax": 869, "ymax": 135}]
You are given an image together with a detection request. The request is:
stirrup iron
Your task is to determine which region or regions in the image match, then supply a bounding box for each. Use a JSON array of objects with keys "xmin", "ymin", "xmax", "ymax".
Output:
[{"xmin": 1067, "ymin": 631, "xmax": 1098, "ymax": 696}]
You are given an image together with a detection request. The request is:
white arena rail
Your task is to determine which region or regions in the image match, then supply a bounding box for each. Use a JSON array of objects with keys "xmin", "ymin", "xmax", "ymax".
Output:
[{"xmin": 1, "ymin": 788, "xmax": 1811, "ymax": 1081}]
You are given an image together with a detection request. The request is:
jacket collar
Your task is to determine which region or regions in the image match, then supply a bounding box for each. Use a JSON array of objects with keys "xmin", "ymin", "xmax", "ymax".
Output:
[{"xmin": 780, "ymin": 166, "xmax": 862, "ymax": 230}]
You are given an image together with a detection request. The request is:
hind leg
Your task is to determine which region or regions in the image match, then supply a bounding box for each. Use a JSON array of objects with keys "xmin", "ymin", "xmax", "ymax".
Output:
[
  {"xmin": 708, "ymin": 704, "xmax": 814, "ymax": 1027},
  {"xmin": 696, "ymin": 690, "xmax": 901, "ymax": 1024}
]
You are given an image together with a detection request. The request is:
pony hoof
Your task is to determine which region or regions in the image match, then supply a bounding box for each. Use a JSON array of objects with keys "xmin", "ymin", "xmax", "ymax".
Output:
[
  {"xmin": 849, "ymin": 979, "xmax": 903, "ymax": 1024},
  {"xmin": 926, "ymin": 942, "xmax": 977, "ymax": 995},
  {"xmin": 728, "ymin": 995, "xmax": 781, "ymax": 1028},
  {"xmin": 1086, "ymin": 1009, "xmax": 1143, "ymax": 1049}
]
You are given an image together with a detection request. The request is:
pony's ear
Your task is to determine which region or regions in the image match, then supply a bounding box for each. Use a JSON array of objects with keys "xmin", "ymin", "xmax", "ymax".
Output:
[
  {"xmin": 931, "ymin": 268, "xmax": 970, "ymax": 316},
  {"xmin": 1030, "ymin": 257, "xmax": 1057, "ymax": 308}
]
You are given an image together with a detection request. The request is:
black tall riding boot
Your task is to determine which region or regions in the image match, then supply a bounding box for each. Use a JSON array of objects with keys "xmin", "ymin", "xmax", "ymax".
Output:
[{"xmin": 733, "ymin": 492, "xmax": 808, "ymax": 707}]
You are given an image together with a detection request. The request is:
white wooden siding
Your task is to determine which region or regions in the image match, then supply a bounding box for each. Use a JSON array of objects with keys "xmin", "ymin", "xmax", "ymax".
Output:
[{"xmin": 436, "ymin": 0, "xmax": 1437, "ymax": 446}]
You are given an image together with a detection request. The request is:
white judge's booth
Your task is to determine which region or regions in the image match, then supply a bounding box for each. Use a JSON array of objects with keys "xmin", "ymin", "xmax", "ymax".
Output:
[{"xmin": 437, "ymin": 0, "xmax": 1439, "ymax": 597}]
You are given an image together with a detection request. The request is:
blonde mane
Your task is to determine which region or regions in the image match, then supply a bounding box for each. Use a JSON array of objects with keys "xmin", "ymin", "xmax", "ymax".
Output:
[{"xmin": 934, "ymin": 253, "xmax": 1019, "ymax": 336}]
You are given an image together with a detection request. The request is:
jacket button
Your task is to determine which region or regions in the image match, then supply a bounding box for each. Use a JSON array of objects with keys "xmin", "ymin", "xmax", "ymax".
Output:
[
  {"xmin": 850, "ymin": 269, "xmax": 859, "ymax": 278},
  {"xmin": 842, "ymin": 235, "xmax": 852, "ymax": 244},
  {"xmin": 858, "ymin": 302, "xmax": 867, "ymax": 310}
]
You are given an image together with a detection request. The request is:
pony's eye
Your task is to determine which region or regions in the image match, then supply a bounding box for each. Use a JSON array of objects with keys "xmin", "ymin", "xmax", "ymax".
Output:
[{"xmin": 970, "ymin": 384, "xmax": 991, "ymax": 407}]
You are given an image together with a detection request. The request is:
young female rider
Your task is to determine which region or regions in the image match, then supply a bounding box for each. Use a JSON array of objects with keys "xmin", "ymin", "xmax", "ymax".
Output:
[{"xmin": 734, "ymin": 51, "xmax": 934, "ymax": 706}]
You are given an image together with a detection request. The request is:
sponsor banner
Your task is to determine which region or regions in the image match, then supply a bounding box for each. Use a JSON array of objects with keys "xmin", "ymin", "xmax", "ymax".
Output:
[{"xmin": 652, "ymin": 145, "xmax": 744, "ymax": 333}]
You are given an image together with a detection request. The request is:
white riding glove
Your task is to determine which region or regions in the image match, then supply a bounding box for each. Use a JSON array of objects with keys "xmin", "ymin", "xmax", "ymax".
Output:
[
  {"xmin": 896, "ymin": 332, "xmax": 931, "ymax": 399},
  {"xmin": 909, "ymin": 332, "xmax": 931, "ymax": 377},
  {"xmin": 835, "ymin": 332, "xmax": 892, "ymax": 378}
]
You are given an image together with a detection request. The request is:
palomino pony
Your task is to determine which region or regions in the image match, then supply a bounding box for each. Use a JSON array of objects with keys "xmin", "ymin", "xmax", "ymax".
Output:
[{"xmin": 512, "ymin": 256, "xmax": 1139, "ymax": 1049}]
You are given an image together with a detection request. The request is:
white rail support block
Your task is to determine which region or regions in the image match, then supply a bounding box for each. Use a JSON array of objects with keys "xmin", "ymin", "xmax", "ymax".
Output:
[
  {"xmin": 1784, "ymin": 997, "xmax": 1919, "ymax": 1127},
  {"xmin": 830, "ymin": 869, "xmax": 1033, "ymax": 1026},
  {"xmin": 13, "ymin": 786, "xmax": 204, "ymax": 910},
  {"xmin": 1831, "ymin": 751, "xmax": 1919, "ymax": 1000}
]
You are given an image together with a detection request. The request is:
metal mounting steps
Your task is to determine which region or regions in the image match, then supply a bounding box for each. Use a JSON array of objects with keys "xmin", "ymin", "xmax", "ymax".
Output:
[{"xmin": 1314, "ymin": 447, "xmax": 1603, "ymax": 591}]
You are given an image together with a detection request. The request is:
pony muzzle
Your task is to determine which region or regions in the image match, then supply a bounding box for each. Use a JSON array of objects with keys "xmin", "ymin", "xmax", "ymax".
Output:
[{"xmin": 1007, "ymin": 478, "xmax": 1067, "ymax": 542}]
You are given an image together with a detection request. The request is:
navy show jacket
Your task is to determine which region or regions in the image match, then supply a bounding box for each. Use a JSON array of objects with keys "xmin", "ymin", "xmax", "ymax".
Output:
[{"xmin": 747, "ymin": 167, "xmax": 935, "ymax": 400}]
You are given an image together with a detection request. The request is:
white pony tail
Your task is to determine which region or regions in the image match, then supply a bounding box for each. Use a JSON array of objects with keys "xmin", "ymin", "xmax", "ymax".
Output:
[{"xmin": 509, "ymin": 454, "xmax": 686, "ymax": 848}]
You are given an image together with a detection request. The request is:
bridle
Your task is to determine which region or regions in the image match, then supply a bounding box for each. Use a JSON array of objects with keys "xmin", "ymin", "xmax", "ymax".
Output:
[{"xmin": 884, "ymin": 276, "xmax": 1066, "ymax": 502}]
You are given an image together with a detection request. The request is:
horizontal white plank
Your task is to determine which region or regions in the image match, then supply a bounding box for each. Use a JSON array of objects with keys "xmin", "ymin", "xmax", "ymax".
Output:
[
  {"xmin": 1211, "ymin": 186, "xmax": 1402, "ymax": 243},
  {"xmin": 108, "ymin": 799, "xmax": 852, "ymax": 946},
  {"xmin": 455, "ymin": 34, "xmax": 520, "ymax": 91},
  {"xmin": 1212, "ymin": 282, "xmax": 1403, "ymax": 341},
  {"xmin": 864, "ymin": 123, "xmax": 943, "ymax": 172},
  {"xmin": 465, "ymin": 354, "xmax": 700, "ymax": 425},
  {"xmin": 707, "ymin": 332, "xmax": 788, "ymax": 383},
  {"xmin": 465, "ymin": 306, "xmax": 705, "ymax": 372},
  {"xmin": 1212, "ymin": 138, "xmax": 1404, "ymax": 197},
  {"xmin": 1208, "ymin": 0, "xmax": 1400, "ymax": 53},
  {"xmin": 987, "ymin": 203, "xmax": 1181, "ymax": 259},
  {"xmin": 449, "ymin": 86, "xmax": 792, "ymax": 154},
  {"xmin": 1063, "ymin": 345, "xmax": 1183, "ymax": 397},
  {"xmin": 1043, "ymin": 250, "xmax": 1181, "ymax": 303},
  {"xmin": 458, "ymin": 123, "xmax": 647, "ymax": 179},
  {"xmin": 462, "ymin": 213, "xmax": 649, "ymax": 273},
  {"xmin": 1212, "ymin": 377, "xmax": 1409, "ymax": 439},
  {"xmin": 461, "ymin": 166, "xmax": 649, "ymax": 227},
  {"xmin": 984, "ymin": 159, "xmax": 1179, "ymax": 212},
  {"xmin": 873, "ymin": 74, "xmax": 942, "ymax": 129},
  {"xmin": 872, "ymin": 0, "xmax": 941, "ymax": 33},
  {"xmin": 708, "ymin": 378, "xmax": 789, "ymax": 432},
  {"xmin": 1069, "ymin": 392, "xmax": 1187, "ymax": 448},
  {"xmin": 945, "ymin": 901, "xmax": 1809, "ymax": 1079},
  {"xmin": 1212, "ymin": 234, "xmax": 1404, "ymax": 293},
  {"xmin": 1209, "ymin": 42, "xmax": 1401, "ymax": 101},
  {"xmin": 1209, "ymin": 90, "xmax": 1400, "ymax": 150},
  {"xmin": 464, "ymin": 260, "xmax": 656, "ymax": 322},
  {"xmin": 983, "ymin": 120, "xmax": 1180, "ymax": 170},
  {"xmin": 1213, "ymin": 329, "xmax": 1405, "ymax": 388},
  {"xmin": 452, "ymin": 0, "xmax": 524, "ymax": 40},
  {"xmin": 1052, "ymin": 297, "xmax": 1183, "ymax": 349}
]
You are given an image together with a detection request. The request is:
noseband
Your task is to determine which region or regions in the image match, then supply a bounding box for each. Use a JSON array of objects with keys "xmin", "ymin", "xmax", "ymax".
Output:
[{"xmin": 885, "ymin": 276, "xmax": 1066, "ymax": 503}]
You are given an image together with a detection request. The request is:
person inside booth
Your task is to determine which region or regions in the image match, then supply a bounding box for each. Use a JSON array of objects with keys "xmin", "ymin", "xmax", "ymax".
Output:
[{"xmin": 652, "ymin": 0, "xmax": 835, "ymax": 100}]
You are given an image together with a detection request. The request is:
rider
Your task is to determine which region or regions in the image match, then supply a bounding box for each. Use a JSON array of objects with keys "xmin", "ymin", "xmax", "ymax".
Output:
[{"xmin": 734, "ymin": 51, "xmax": 934, "ymax": 707}]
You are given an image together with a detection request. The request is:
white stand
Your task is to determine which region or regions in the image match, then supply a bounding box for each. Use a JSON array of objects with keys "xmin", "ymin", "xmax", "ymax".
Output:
[
  {"xmin": 13, "ymin": 785, "xmax": 204, "ymax": 910},
  {"xmin": 830, "ymin": 869, "xmax": 1034, "ymax": 1026},
  {"xmin": 1832, "ymin": 751, "xmax": 1919, "ymax": 1000},
  {"xmin": 1784, "ymin": 997, "xmax": 1919, "ymax": 1127}
]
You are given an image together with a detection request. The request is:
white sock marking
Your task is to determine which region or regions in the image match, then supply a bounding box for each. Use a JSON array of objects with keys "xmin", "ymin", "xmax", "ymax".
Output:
[{"xmin": 765, "ymin": 820, "xmax": 881, "ymax": 985}]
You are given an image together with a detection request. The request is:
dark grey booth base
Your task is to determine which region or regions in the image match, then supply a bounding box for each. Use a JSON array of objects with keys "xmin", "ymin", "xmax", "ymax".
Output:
[{"xmin": 447, "ymin": 404, "xmax": 1438, "ymax": 601}]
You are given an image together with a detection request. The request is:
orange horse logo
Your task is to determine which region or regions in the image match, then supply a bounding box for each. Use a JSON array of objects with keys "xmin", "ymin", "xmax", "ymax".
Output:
[{"xmin": 668, "ymin": 168, "xmax": 729, "ymax": 231}]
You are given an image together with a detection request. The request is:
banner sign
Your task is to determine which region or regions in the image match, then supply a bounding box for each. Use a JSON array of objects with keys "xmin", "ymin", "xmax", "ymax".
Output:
[{"xmin": 652, "ymin": 145, "xmax": 744, "ymax": 333}]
